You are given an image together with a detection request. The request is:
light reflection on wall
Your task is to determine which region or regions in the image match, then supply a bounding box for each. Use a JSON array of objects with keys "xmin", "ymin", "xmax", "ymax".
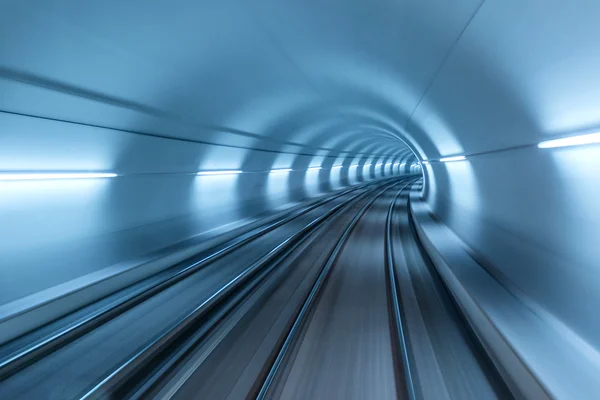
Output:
[
  {"xmin": 304, "ymin": 158, "xmax": 324, "ymax": 198},
  {"xmin": 267, "ymin": 168, "xmax": 292, "ymax": 210},
  {"xmin": 400, "ymin": 161, "xmax": 407, "ymax": 173},
  {"xmin": 0, "ymin": 113, "xmax": 121, "ymax": 172},
  {"xmin": 374, "ymin": 161, "xmax": 384, "ymax": 178},
  {"xmin": 197, "ymin": 146, "xmax": 245, "ymax": 171},
  {"xmin": 348, "ymin": 162, "xmax": 360, "ymax": 185},
  {"xmin": 363, "ymin": 159, "xmax": 375, "ymax": 180},
  {"xmin": 193, "ymin": 173, "xmax": 241, "ymax": 225},
  {"xmin": 193, "ymin": 145, "xmax": 245, "ymax": 226},
  {"xmin": 409, "ymin": 163, "xmax": 421, "ymax": 175},
  {"xmin": 329, "ymin": 157, "xmax": 345, "ymax": 189},
  {"xmin": 550, "ymin": 145, "xmax": 600, "ymax": 265},
  {"xmin": 385, "ymin": 162, "xmax": 393, "ymax": 175},
  {"xmin": 442, "ymin": 159, "xmax": 480, "ymax": 226},
  {"xmin": 0, "ymin": 178, "xmax": 111, "ymax": 258},
  {"xmin": 267, "ymin": 151, "xmax": 299, "ymax": 209}
]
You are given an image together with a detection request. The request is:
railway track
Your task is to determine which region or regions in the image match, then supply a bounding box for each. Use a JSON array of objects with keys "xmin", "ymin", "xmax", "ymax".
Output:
[
  {"xmin": 0, "ymin": 178, "xmax": 512, "ymax": 400},
  {"xmin": 0, "ymin": 179, "xmax": 409, "ymax": 399}
]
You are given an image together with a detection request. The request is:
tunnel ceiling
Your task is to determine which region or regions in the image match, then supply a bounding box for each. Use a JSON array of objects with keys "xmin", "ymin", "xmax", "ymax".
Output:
[{"xmin": 1, "ymin": 1, "xmax": 597, "ymax": 163}]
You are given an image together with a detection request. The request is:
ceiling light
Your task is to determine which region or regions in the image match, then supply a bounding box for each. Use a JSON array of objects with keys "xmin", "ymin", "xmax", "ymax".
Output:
[
  {"xmin": 270, "ymin": 168, "xmax": 293, "ymax": 174},
  {"xmin": 197, "ymin": 170, "xmax": 242, "ymax": 176},
  {"xmin": 538, "ymin": 132, "xmax": 600, "ymax": 149},
  {"xmin": 0, "ymin": 172, "xmax": 118, "ymax": 181},
  {"xmin": 440, "ymin": 156, "xmax": 466, "ymax": 162}
]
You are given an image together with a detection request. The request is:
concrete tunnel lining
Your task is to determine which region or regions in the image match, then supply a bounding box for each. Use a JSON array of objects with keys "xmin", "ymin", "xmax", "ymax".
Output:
[{"xmin": 1, "ymin": 1, "xmax": 600, "ymax": 396}]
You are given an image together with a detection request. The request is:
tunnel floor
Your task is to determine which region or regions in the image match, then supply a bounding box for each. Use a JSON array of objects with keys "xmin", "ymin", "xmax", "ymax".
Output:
[{"xmin": 0, "ymin": 178, "xmax": 511, "ymax": 399}]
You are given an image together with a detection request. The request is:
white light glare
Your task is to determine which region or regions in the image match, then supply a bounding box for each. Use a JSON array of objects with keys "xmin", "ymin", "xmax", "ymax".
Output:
[
  {"xmin": 375, "ymin": 163, "xmax": 383, "ymax": 167},
  {"xmin": 270, "ymin": 168, "xmax": 293, "ymax": 174},
  {"xmin": 364, "ymin": 163, "xmax": 372, "ymax": 167},
  {"xmin": 421, "ymin": 161, "xmax": 429, "ymax": 165},
  {"xmin": 0, "ymin": 172, "xmax": 118, "ymax": 181},
  {"xmin": 197, "ymin": 170, "xmax": 242, "ymax": 176},
  {"xmin": 538, "ymin": 132, "xmax": 600, "ymax": 149},
  {"xmin": 307, "ymin": 166, "xmax": 322, "ymax": 171},
  {"xmin": 439, "ymin": 156, "xmax": 466, "ymax": 163},
  {"xmin": 350, "ymin": 164, "xmax": 359, "ymax": 168},
  {"xmin": 332, "ymin": 165, "xmax": 343, "ymax": 169}
]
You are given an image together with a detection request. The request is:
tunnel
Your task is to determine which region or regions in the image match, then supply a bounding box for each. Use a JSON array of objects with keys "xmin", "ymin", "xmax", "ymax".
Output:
[{"xmin": 0, "ymin": 1, "xmax": 599, "ymax": 399}]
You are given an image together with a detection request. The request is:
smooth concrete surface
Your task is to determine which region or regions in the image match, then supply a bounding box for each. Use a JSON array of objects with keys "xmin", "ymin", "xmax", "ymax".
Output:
[{"xmin": 2, "ymin": 1, "xmax": 600, "ymax": 398}]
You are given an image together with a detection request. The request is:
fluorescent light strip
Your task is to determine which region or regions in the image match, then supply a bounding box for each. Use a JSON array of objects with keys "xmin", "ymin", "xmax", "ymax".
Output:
[
  {"xmin": 307, "ymin": 166, "xmax": 322, "ymax": 171},
  {"xmin": 440, "ymin": 156, "xmax": 466, "ymax": 163},
  {"xmin": 538, "ymin": 132, "xmax": 600, "ymax": 149},
  {"xmin": 197, "ymin": 170, "xmax": 242, "ymax": 176},
  {"xmin": 0, "ymin": 172, "xmax": 118, "ymax": 181},
  {"xmin": 270, "ymin": 168, "xmax": 292, "ymax": 174}
]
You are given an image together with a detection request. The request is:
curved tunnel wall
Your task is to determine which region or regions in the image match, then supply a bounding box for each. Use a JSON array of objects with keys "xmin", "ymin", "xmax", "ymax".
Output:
[
  {"xmin": 2, "ymin": 0, "xmax": 600, "ymax": 366},
  {"xmin": 411, "ymin": 1, "xmax": 600, "ymax": 357},
  {"xmin": 0, "ymin": 110, "xmax": 414, "ymax": 306},
  {"xmin": 0, "ymin": 2, "xmax": 420, "ymax": 307}
]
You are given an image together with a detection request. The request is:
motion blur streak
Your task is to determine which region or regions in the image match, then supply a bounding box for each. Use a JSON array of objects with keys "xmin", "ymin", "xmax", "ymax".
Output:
[
  {"xmin": 0, "ymin": 1, "xmax": 599, "ymax": 399},
  {"xmin": 537, "ymin": 132, "xmax": 600, "ymax": 149},
  {"xmin": 0, "ymin": 173, "xmax": 118, "ymax": 180},
  {"xmin": 196, "ymin": 170, "xmax": 242, "ymax": 176}
]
